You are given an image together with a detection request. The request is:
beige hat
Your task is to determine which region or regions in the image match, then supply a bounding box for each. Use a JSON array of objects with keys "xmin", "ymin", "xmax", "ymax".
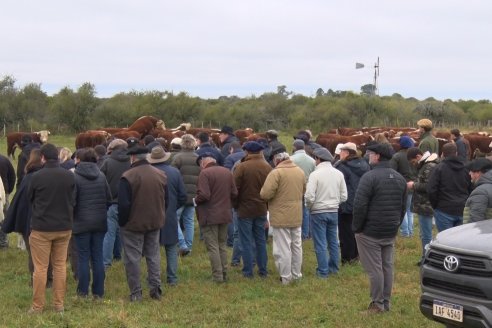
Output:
[
  {"xmin": 417, "ymin": 118, "xmax": 433, "ymax": 128},
  {"xmin": 107, "ymin": 139, "xmax": 127, "ymax": 152},
  {"xmin": 334, "ymin": 143, "xmax": 344, "ymax": 155},
  {"xmin": 340, "ymin": 142, "xmax": 357, "ymax": 152},
  {"xmin": 146, "ymin": 146, "xmax": 171, "ymax": 164}
]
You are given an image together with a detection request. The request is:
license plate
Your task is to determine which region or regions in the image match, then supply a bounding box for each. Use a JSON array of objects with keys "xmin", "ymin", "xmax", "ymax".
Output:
[{"xmin": 433, "ymin": 300, "xmax": 463, "ymax": 322}]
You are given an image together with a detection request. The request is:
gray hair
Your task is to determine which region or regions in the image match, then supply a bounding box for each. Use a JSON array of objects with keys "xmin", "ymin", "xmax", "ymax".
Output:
[{"xmin": 274, "ymin": 152, "xmax": 290, "ymax": 162}]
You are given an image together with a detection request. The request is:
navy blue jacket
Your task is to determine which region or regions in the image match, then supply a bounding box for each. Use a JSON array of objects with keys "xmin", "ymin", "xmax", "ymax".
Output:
[
  {"xmin": 196, "ymin": 143, "xmax": 224, "ymax": 166},
  {"xmin": 73, "ymin": 162, "xmax": 112, "ymax": 234},
  {"xmin": 224, "ymin": 150, "xmax": 245, "ymax": 170},
  {"xmin": 151, "ymin": 162, "xmax": 187, "ymax": 245},
  {"xmin": 336, "ymin": 156, "xmax": 370, "ymax": 214}
]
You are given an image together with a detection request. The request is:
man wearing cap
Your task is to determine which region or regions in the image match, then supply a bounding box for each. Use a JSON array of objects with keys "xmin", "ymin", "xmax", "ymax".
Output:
[
  {"xmin": 195, "ymin": 152, "xmax": 237, "ymax": 283},
  {"xmin": 294, "ymin": 130, "xmax": 321, "ymax": 157},
  {"xmin": 406, "ymin": 147, "xmax": 439, "ymax": 265},
  {"xmin": 305, "ymin": 147, "xmax": 347, "ymax": 278},
  {"xmin": 335, "ymin": 142, "xmax": 370, "ymax": 265},
  {"xmin": 233, "ymin": 141, "xmax": 272, "ymax": 278},
  {"xmin": 390, "ymin": 136, "xmax": 417, "ymax": 238},
  {"xmin": 118, "ymin": 145, "xmax": 167, "ymax": 301},
  {"xmin": 417, "ymin": 119, "xmax": 439, "ymax": 154},
  {"xmin": 291, "ymin": 139, "xmax": 316, "ymax": 240},
  {"xmin": 427, "ymin": 143, "xmax": 471, "ymax": 232},
  {"xmin": 219, "ymin": 126, "xmax": 239, "ymax": 158},
  {"xmin": 100, "ymin": 139, "xmax": 131, "ymax": 270},
  {"xmin": 172, "ymin": 134, "xmax": 200, "ymax": 256},
  {"xmin": 260, "ymin": 152, "xmax": 305, "ymax": 285},
  {"xmin": 464, "ymin": 158, "xmax": 492, "ymax": 223},
  {"xmin": 147, "ymin": 146, "xmax": 187, "ymax": 286},
  {"xmin": 353, "ymin": 143, "xmax": 407, "ymax": 313}
]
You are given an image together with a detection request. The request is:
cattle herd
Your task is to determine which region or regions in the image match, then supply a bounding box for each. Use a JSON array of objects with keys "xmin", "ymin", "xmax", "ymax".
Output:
[{"xmin": 5, "ymin": 117, "xmax": 492, "ymax": 161}]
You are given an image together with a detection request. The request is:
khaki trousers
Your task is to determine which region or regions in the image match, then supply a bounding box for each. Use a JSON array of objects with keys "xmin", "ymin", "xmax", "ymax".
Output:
[
  {"xmin": 29, "ymin": 230, "xmax": 72, "ymax": 311},
  {"xmin": 202, "ymin": 224, "xmax": 228, "ymax": 282},
  {"xmin": 272, "ymin": 227, "xmax": 303, "ymax": 283}
]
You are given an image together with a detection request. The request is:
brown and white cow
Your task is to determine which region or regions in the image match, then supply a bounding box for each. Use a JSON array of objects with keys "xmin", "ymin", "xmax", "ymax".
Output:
[{"xmin": 6, "ymin": 130, "xmax": 50, "ymax": 159}]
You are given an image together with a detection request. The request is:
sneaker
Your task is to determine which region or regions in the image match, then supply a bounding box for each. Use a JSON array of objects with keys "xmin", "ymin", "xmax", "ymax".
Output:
[
  {"xmin": 129, "ymin": 293, "xmax": 143, "ymax": 302},
  {"xmin": 230, "ymin": 262, "xmax": 240, "ymax": 267}
]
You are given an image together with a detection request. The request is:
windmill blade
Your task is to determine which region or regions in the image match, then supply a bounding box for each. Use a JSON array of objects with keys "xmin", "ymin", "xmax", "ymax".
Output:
[
  {"xmin": 356, "ymin": 62, "xmax": 364, "ymax": 69},
  {"xmin": 377, "ymin": 57, "xmax": 380, "ymax": 76}
]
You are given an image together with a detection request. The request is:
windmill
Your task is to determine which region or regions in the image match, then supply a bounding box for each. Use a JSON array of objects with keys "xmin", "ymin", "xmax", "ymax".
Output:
[{"xmin": 356, "ymin": 57, "xmax": 380, "ymax": 96}]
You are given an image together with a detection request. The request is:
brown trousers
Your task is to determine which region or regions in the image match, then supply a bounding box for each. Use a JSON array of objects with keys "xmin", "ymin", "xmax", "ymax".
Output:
[{"xmin": 29, "ymin": 230, "xmax": 71, "ymax": 311}]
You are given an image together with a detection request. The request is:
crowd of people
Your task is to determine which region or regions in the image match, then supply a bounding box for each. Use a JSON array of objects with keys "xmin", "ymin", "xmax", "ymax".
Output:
[{"xmin": 0, "ymin": 118, "xmax": 489, "ymax": 315}]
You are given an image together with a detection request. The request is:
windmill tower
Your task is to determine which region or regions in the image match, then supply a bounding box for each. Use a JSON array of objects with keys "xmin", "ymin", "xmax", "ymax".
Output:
[{"xmin": 373, "ymin": 57, "xmax": 380, "ymax": 96}]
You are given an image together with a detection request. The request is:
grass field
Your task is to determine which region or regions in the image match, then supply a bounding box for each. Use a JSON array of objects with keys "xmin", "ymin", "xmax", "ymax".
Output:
[{"xmin": 0, "ymin": 134, "xmax": 440, "ymax": 327}]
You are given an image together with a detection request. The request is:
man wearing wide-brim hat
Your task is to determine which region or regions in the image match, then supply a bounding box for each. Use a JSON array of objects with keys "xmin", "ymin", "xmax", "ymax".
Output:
[
  {"xmin": 147, "ymin": 146, "xmax": 187, "ymax": 286},
  {"xmin": 417, "ymin": 118, "xmax": 439, "ymax": 154},
  {"xmin": 118, "ymin": 145, "xmax": 167, "ymax": 301}
]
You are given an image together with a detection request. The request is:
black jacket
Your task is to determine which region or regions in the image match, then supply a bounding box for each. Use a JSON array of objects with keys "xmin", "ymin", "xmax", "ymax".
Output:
[
  {"xmin": 16, "ymin": 143, "xmax": 40, "ymax": 188},
  {"xmin": 73, "ymin": 162, "xmax": 112, "ymax": 234},
  {"xmin": 427, "ymin": 156, "xmax": 472, "ymax": 216},
  {"xmin": 0, "ymin": 154, "xmax": 16, "ymax": 194},
  {"xmin": 336, "ymin": 156, "xmax": 370, "ymax": 214},
  {"xmin": 2, "ymin": 166, "xmax": 42, "ymax": 236},
  {"xmin": 352, "ymin": 161, "xmax": 407, "ymax": 238},
  {"xmin": 100, "ymin": 148, "xmax": 131, "ymax": 203},
  {"xmin": 28, "ymin": 160, "xmax": 76, "ymax": 232}
]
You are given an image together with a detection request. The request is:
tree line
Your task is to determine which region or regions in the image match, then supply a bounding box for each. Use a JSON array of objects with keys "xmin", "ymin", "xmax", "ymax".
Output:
[{"xmin": 1, "ymin": 76, "xmax": 492, "ymax": 135}]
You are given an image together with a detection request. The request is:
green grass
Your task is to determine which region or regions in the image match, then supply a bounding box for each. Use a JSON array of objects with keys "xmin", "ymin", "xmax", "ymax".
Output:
[{"xmin": 0, "ymin": 135, "xmax": 440, "ymax": 327}]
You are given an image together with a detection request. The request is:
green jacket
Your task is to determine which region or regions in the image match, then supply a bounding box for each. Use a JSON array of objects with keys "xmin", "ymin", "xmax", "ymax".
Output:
[
  {"xmin": 412, "ymin": 154, "xmax": 439, "ymax": 216},
  {"xmin": 418, "ymin": 131, "xmax": 439, "ymax": 154}
]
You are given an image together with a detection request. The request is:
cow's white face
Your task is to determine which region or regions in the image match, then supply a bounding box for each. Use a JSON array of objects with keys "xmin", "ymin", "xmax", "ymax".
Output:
[
  {"xmin": 156, "ymin": 120, "xmax": 166, "ymax": 130},
  {"xmin": 37, "ymin": 130, "xmax": 50, "ymax": 143}
]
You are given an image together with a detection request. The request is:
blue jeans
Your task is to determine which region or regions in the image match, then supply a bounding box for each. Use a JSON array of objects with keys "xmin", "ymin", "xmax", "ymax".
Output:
[
  {"xmin": 418, "ymin": 215, "xmax": 433, "ymax": 258},
  {"xmin": 301, "ymin": 203, "xmax": 311, "ymax": 239},
  {"xmin": 177, "ymin": 205, "xmax": 195, "ymax": 251},
  {"xmin": 164, "ymin": 243, "xmax": 178, "ymax": 285},
  {"xmin": 400, "ymin": 193, "xmax": 414, "ymax": 237},
  {"xmin": 231, "ymin": 209, "xmax": 242, "ymax": 265},
  {"xmin": 434, "ymin": 209, "xmax": 463, "ymax": 233},
  {"xmin": 74, "ymin": 231, "xmax": 105, "ymax": 297},
  {"xmin": 103, "ymin": 204, "xmax": 120, "ymax": 268},
  {"xmin": 227, "ymin": 222, "xmax": 234, "ymax": 247},
  {"xmin": 238, "ymin": 216, "xmax": 268, "ymax": 277},
  {"xmin": 311, "ymin": 212, "xmax": 339, "ymax": 277}
]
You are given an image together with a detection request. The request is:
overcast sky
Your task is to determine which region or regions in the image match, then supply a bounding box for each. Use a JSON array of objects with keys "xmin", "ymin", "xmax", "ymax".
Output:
[{"xmin": 2, "ymin": 1, "xmax": 491, "ymax": 100}]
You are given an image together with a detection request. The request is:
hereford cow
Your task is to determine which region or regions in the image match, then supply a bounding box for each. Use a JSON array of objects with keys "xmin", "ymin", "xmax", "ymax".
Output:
[
  {"xmin": 75, "ymin": 131, "xmax": 111, "ymax": 149},
  {"xmin": 464, "ymin": 134, "xmax": 492, "ymax": 158},
  {"xmin": 99, "ymin": 116, "xmax": 165, "ymax": 137},
  {"xmin": 6, "ymin": 130, "xmax": 50, "ymax": 159},
  {"xmin": 315, "ymin": 133, "xmax": 374, "ymax": 155},
  {"xmin": 112, "ymin": 130, "xmax": 141, "ymax": 140}
]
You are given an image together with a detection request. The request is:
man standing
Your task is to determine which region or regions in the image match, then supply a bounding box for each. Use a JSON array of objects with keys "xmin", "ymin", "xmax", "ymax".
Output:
[
  {"xmin": 172, "ymin": 134, "xmax": 200, "ymax": 256},
  {"xmin": 450, "ymin": 128, "xmax": 470, "ymax": 162},
  {"xmin": 390, "ymin": 136, "xmax": 417, "ymax": 237},
  {"xmin": 219, "ymin": 126, "xmax": 239, "ymax": 158},
  {"xmin": 233, "ymin": 141, "xmax": 272, "ymax": 278},
  {"xmin": 417, "ymin": 119, "xmax": 439, "ymax": 154},
  {"xmin": 260, "ymin": 152, "xmax": 305, "ymax": 285},
  {"xmin": 147, "ymin": 146, "xmax": 187, "ymax": 286},
  {"xmin": 118, "ymin": 145, "xmax": 167, "ymax": 301},
  {"xmin": 27, "ymin": 143, "xmax": 75, "ymax": 314},
  {"xmin": 195, "ymin": 131, "xmax": 223, "ymax": 166},
  {"xmin": 335, "ymin": 142, "xmax": 370, "ymax": 265},
  {"xmin": 464, "ymin": 158, "xmax": 492, "ymax": 223},
  {"xmin": 353, "ymin": 143, "xmax": 407, "ymax": 313},
  {"xmin": 427, "ymin": 143, "xmax": 471, "ymax": 232},
  {"xmin": 100, "ymin": 139, "xmax": 131, "ymax": 270},
  {"xmin": 195, "ymin": 152, "xmax": 237, "ymax": 283},
  {"xmin": 406, "ymin": 147, "xmax": 439, "ymax": 265},
  {"xmin": 290, "ymin": 139, "xmax": 316, "ymax": 240},
  {"xmin": 305, "ymin": 147, "xmax": 347, "ymax": 278},
  {"xmin": 265, "ymin": 130, "xmax": 286, "ymax": 164}
]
